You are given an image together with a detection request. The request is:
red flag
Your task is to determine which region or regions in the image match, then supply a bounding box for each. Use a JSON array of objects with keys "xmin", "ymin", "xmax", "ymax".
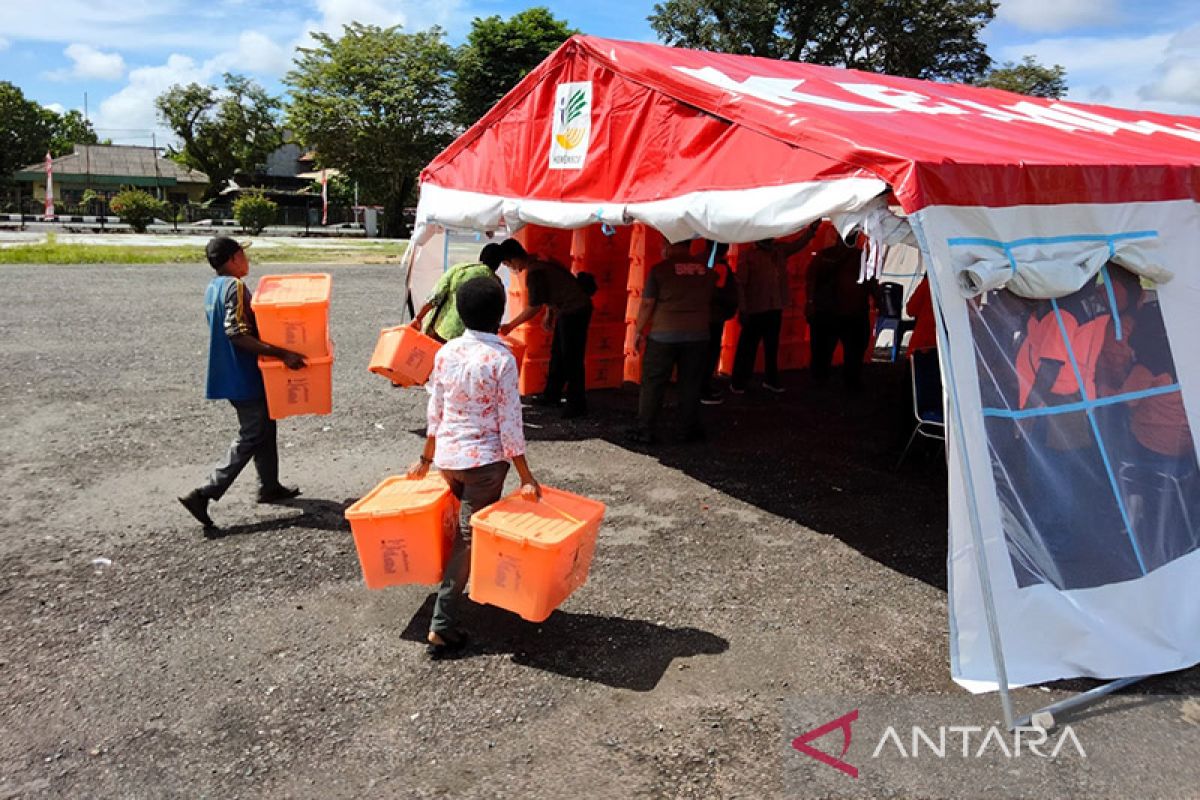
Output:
[
  {"xmin": 320, "ymin": 168, "xmax": 328, "ymax": 226},
  {"xmin": 43, "ymin": 152, "xmax": 55, "ymax": 220}
]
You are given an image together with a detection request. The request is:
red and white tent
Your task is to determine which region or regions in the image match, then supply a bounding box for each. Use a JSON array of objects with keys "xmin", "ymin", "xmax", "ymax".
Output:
[{"xmin": 408, "ymin": 36, "xmax": 1200, "ymax": 711}]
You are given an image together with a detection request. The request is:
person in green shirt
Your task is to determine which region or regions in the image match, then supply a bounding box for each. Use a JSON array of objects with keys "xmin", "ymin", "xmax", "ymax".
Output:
[{"xmin": 411, "ymin": 243, "xmax": 504, "ymax": 342}]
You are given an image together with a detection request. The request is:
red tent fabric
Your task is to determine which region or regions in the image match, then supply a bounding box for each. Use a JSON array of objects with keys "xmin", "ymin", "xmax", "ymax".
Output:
[{"xmin": 421, "ymin": 35, "xmax": 1200, "ymax": 217}]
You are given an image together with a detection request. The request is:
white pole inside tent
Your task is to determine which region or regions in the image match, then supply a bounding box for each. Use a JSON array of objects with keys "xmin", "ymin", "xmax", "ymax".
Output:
[{"xmin": 917, "ymin": 230, "xmax": 1016, "ymax": 730}]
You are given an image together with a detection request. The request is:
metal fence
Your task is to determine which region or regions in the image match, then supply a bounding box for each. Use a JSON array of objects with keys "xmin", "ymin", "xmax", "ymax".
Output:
[{"xmin": 0, "ymin": 197, "xmax": 364, "ymax": 232}]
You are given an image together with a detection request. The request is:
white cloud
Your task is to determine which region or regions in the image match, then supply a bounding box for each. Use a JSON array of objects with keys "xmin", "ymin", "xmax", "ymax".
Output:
[
  {"xmin": 43, "ymin": 103, "xmax": 66, "ymax": 114},
  {"xmin": 0, "ymin": 36, "xmax": 10, "ymax": 51},
  {"xmin": 208, "ymin": 31, "xmax": 292, "ymax": 76},
  {"xmin": 297, "ymin": 0, "xmax": 467, "ymax": 48},
  {"xmin": 93, "ymin": 54, "xmax": 211, "ymax": 145},
  {"xmin": 1140, "ymin": 24, "xmax": 1200, "ymax": 105},
  {"xmin": 997, "ymin": 0, "xmax": 1121, "ymax": 34},
  {"xmin": 50, "ymin": 43, "xmax": 127, "ymax": 81},
  {"xmin": 994, "ymin": 31, "xmax": 1200, "ymax": 117}
]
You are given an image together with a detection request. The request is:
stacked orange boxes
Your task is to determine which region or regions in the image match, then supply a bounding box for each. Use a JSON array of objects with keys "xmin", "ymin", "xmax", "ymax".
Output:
[
  {"xmin": 509, "ymin": 225, "xmax": 573, "ymax": 395},
  {"xmin": 573, "ymin": 224, "xmax": 632, "ymax": 389},
  {"xmin": 623, "ymin": 223, "xmax": 666, "ymax": 384},
  {"xmin": 252, "ymin": 273, "xmax": 334, "ymax": 419}
]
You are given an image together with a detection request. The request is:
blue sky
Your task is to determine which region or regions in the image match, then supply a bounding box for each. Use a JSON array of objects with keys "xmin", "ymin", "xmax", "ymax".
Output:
[{"xmin": 2, "ymin": 0, "xmax": 1198, "ymax": 146}]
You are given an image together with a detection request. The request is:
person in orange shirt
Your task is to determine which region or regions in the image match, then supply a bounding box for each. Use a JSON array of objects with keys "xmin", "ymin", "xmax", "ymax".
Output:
[{"xmin": 905, "ymin": 275, "xmax": 936, "ymax": 356}]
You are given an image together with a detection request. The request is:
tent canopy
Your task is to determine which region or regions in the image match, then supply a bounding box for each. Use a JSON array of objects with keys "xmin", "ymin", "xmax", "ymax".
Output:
[{"xmin": 418, "ymin": 35, "xmax": 1200, "ymax": 244}]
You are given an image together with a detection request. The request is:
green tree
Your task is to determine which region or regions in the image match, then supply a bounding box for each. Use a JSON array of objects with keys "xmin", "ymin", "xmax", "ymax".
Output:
[
  {"xmin": 454, "ymin": 8, "xmax": 577, "ymax": 127},
  {"xmin": 648, "ymin": 0, "xmax": 997, "ymax": 83},
  {"xmin": 110, "ymin": 188, "xmax": 166, "ymax": 233},
  {"xmin": 46, "ymin": 109, "xmax": 99, "ymax": 157},
  {"xmin": 233, "ymin": 192, "xmax": 278, "ymax": 234},
  {"xmin": 155, "ymin": 73, "xmax": 283, "ymax": 199},
  {"xmin": 0, "ymin": 82, "xmax": 53, "ymax": 185},
  {"xmin": 286, "ymin": 23, "xmax": 456, "ymax": 237},
  {"xmin": 977, "ymin": 55, "xmax": 1067, "ymax": 99}
]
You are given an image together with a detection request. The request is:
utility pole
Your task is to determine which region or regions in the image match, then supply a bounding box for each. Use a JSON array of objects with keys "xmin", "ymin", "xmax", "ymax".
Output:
[
  {"xmin": 84, "ymin": 92, "xmax": 93, "ymax": 219},
  {"xmin": 151, "ymin": 132, "xmax": 162, "ymax": 200}
]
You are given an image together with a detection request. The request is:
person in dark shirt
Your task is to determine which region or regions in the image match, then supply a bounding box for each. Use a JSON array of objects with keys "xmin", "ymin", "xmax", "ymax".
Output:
[
  {"xmin": 178, "ymin": 237, "xmax": 307, "ymax": 533},
  {"xmin": 701, "ymin": 242, "xmax": 739, "ymax": 404},
  {"xmin": 730, "ymin": 222, "xmax": 820, "ymax": 394},
  {"xmin": 628, "ymin": 240, "xmax": 717, "ymax": 444},
  {"xmin": 805, "ymin": 233, "xmax": 876, "ymax": 388},
  {"xmin": 498, "ymin": 239, "xmax": 593, "ymax": 418}
]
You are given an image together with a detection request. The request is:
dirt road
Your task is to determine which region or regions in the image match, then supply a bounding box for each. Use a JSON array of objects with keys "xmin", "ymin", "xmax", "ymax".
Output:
[{"xmin": 0, "ymin": 263, "xmax": 1193, "ymax": 799}]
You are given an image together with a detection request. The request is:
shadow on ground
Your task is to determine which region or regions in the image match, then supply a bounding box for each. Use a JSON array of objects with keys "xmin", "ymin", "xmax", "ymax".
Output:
[
  {"xmin": 521, "ymin": 361, "xmax": 950, "ymax": 591},
  {"xmin": 204, "ymin": 497, "xmax": 354, "ymax": 539},
  {"xmin": 400, "ymin": 594, "xmax": 728, "ymax": 691}
]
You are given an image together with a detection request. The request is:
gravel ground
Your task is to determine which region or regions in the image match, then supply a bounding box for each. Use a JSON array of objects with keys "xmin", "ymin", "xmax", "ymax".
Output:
[{"xmin": 0, "ymin": 262, "xmax": 1195, "ymax": 799}]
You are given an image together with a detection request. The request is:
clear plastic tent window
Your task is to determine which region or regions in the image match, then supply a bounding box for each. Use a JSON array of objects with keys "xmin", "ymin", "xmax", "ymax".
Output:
[{"xmin": 966, "ymin": 262, "xmax": 1200, "ymax": 591}]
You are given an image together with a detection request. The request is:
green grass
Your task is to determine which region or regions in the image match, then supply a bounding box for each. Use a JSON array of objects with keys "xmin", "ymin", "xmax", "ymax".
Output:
[{"xmin": 0, "ymin": 239, "xmax": 410, "ymax": 265}]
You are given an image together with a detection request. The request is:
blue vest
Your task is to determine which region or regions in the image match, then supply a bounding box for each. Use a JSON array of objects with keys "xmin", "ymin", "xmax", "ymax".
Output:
[{"xmin": 205, "ymin": 276, "xmax": 265, "ymax": 401}]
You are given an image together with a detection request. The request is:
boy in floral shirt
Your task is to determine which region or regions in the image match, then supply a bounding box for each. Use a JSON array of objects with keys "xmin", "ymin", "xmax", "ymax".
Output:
[{"xmin": 407, "ymin": 276, "xmax": 541, "ymax": 656}]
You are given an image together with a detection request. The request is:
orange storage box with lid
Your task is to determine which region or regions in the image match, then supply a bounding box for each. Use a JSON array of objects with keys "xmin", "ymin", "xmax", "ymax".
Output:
[
  {"xmin": 344, "ymin": 474, "xmax": 461, "ymax": 589},
  {"xmin": 468, "ymin": 487, "xmax": 606, "ymax": 622},
  {"xmin": 259, "ymin": 347, "xmax": 334, "ymax": 419},
  {"xmin": 252, "ymin": 273, "xmax": 332, "ymax": 357},
  {"xmin": 368, "ymin": 325, "xmax": 442, "ymax": 386}
]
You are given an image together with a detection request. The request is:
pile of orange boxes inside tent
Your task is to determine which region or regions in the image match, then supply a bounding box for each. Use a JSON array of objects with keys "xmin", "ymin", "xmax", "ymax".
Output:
[
  {"xmin": 573, "ymin": 223, "xmax": 632, "ymax": 389},
  {"xmin": 507, "ymin": 225, "xmax": 573, "ymax": 395},
  {"xmin": 623, "ymin": 223, "xmax": 666, "ymax": 383},
  {"xmin": 251, "ymin": 273, "xmax": 334, "ymax": 419}
]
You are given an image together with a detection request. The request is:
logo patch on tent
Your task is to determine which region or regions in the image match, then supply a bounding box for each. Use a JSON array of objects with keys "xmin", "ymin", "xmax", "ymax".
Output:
[{"xmin": 550, "ymin": 82, "xmax": 592, "ymax": 170}]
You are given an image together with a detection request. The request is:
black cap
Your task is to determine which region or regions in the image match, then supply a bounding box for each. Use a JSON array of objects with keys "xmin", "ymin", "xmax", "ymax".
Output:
[{"xmin": 206, "ymin": 236, "xmax": 250, "ymax": 269}]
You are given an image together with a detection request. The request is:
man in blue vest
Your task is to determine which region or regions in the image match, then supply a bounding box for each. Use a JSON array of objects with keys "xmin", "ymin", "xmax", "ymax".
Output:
[{"xmin": 178, "ymin": 237, "xmax": 307, "ymax": 533}]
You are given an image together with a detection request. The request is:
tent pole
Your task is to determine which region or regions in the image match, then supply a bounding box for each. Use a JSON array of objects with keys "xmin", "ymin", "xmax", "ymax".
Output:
[
  {"xmin": 1014, "ymin": 676, "xmax": 1146, "ymax": 729},
  {"xmin": 916, "ymin": 222, "xmax": 1015, "ymax": 730}
]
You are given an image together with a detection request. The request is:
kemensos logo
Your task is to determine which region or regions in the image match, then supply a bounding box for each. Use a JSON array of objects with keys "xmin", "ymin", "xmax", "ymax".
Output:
[{"xmin": 549, "ymin": 81, "xmax": 591, "ymax": 171}]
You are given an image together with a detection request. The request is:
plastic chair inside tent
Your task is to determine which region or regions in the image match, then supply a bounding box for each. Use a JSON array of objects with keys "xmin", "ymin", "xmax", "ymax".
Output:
[
  {"xmin": 873, "ymin": 281, "xmax": 916, "ymax": 361},
  {"xmin": 898, "ymin": 348, "xmax": 945, "ymax": 467}
]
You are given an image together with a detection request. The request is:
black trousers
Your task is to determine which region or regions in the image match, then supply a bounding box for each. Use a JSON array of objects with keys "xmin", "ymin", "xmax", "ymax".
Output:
[
  {"xmin": 702, "ymin": 321, "xmax": 726, "ymax": 395},
  {"xmin": 809, "ymin": 312, "xmax": 870, "ymax": 386},
  {"xmin": 637, "ymin": 338, "xmax": 708, "ymax": 436},
  {"xmin": 543, "ymin": 306, "xmax": 592, "ymax": 412},
  {"xmin": 731, "ymin": 310, "xmax": 783, "ymax": 389},
  {"xmin": 199, "ymin": 398, "xmax": 279, "ymax": 499}
]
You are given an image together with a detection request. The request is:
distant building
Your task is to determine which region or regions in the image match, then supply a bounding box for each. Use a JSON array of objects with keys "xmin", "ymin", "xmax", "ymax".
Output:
[{"xmin": 14, "ymin": 144, "xmax": 210, "ymax": 206}]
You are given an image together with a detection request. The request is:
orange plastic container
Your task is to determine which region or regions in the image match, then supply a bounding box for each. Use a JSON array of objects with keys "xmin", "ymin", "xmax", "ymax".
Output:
[
  {"xmin": 586, "ymin": 356, "xmax": 624, "ymax": 389},
  {"xmin": 252, "ymin": 273, "xmax": 332, "ymax": 357},
  {"xmin": 344, "ymin": 474, "xmax": 461, "ymax": 589},
  {"xmin": 519, "ymin": 357, "xmax": 550, "ymax": 396},
  {"xmin": 468, "ymin": 487, "xmax": 606, "ymax": 622},
  {"xmin": 368, "ymin": 325, "xmax": 442, "ymax": 386},
  {"xmin": 586, "ymin": 322, "xmax": 626, "ymax": 357},
  {"xmin": 501, "ymin": 335, "xmax": 526, "ymax": 367},
  {"xmin": 259, "ymin": 348, "xmax": 333, "ymax": 419}
]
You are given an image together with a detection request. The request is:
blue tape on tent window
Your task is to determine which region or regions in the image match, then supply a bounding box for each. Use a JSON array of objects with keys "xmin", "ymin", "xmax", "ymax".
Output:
[
  {"xmin": 601, "ymin": 223, "xmax": 615, "ymax": 236},
  {"xmin": 982, "ymin": 382, "xmax": 1183, "ymax": 419},
  {"xmin": 1049, "ymin": 298, "xmax": 1148, "ymax": 575},
  {"xmin": 708, "ymin": 241, "xmax": 718, "ymax": 269}
]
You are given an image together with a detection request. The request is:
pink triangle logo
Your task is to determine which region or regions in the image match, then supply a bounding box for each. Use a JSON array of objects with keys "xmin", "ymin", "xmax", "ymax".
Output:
[{"xmin": 791, "ymin": 709, "xmax": 859, "ymax": 778}]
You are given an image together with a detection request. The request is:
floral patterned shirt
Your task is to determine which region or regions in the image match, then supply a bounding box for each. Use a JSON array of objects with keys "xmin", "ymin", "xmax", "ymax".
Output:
[{"xmin": 426, "ymin": 330, "xmax": 526, "ymax": 470}]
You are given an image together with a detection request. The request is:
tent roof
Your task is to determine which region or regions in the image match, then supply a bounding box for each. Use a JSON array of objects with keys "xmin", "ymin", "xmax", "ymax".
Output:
[{"xmin": 421, "ymin": 35, "xmax": 1200, "ymax": 225}]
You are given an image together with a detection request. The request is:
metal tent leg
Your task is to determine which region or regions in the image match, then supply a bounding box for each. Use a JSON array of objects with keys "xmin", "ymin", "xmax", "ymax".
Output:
[
  {"xmin": 917, "ymin": 222, "xmax": 1015, "ymax": 731},
  {"xmin": 1014, "ymin": 676, "xmax": 1147, "ymax": 730}
]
